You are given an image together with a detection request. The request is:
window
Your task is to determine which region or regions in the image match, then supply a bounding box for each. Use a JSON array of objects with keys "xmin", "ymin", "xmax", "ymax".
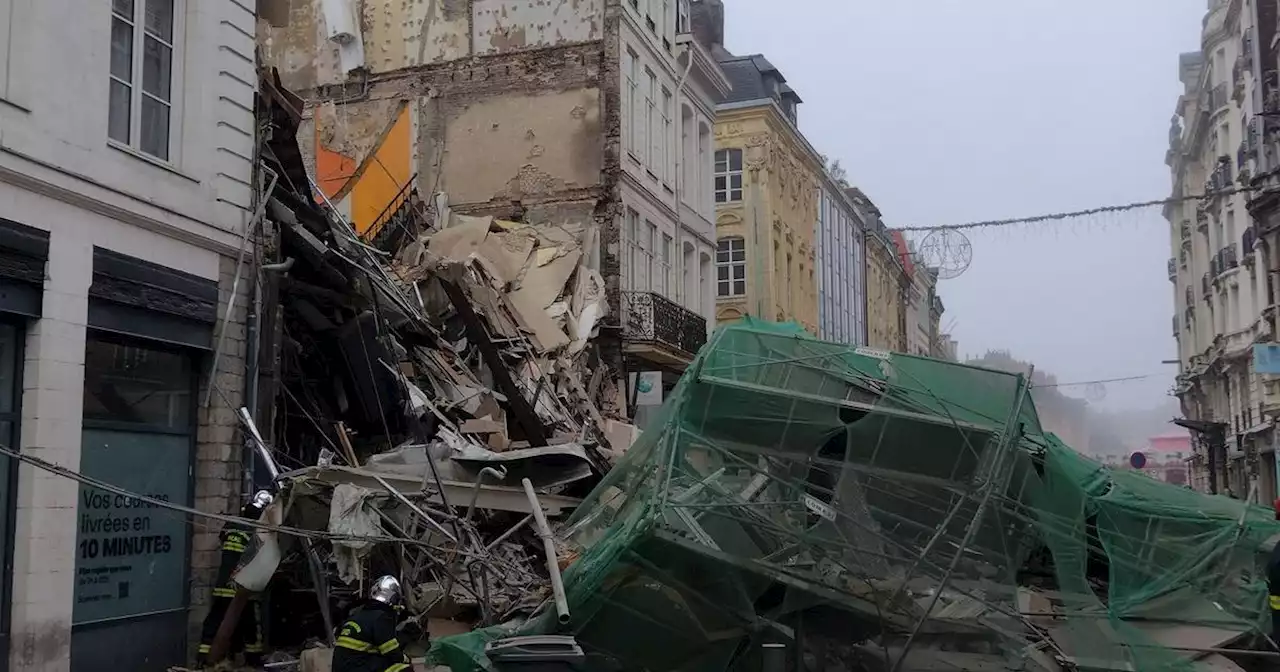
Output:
[
  {"xmin": 661, "ymin": 233, "xmax": 673, "ymax": 297},
  {"xmin": 661, "ymin": 0, "xmax": 671, "ymax": 50},
  {"xmin": 646, "ymin": 70, "xmax": 659, "ymax": 171},
  {"xmin": 110, "ymin": 0, "xmax": 177, "ymax": 160},
  {"xmin": 662, "ymin": 89, "xmax": 673, "ymax": 184},
  {"xmin": 624, "ymin": 208, "xmax": 640, "ymax": 290},
  {"xmin": 624, "ymin": 49, "xmax": 637, "ymax": 157},
  {"xmin": 717, "ymin": 237, "xmax": 746, "ymax": 297},
  {"xmin": 715, "ymin": 149, "xmax": 744, "ymax": 203},
  {"xmin": 677, "ymin": 0, "xmax": 691, "ymax": 33},
  {"xmin": 638, "ymin": 217, "xmax": 655, "ymax": 291},
  {"xmin": 646, "ymin": 222, "xmax": 658, "ymax": 292}
]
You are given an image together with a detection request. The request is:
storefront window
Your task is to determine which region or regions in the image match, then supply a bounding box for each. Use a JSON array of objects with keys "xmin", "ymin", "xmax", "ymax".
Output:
[{"xmin": 74, "ymin": 335, "xmax": 195, "ymax": 627}]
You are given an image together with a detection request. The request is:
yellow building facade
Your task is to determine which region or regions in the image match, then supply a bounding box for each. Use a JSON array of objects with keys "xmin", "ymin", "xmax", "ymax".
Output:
[
  {"xmin": 865, "ymin": 229, "xmax": 907, "ymax": 352},
  {"xmin": 712, "ymin": 103, "xmax": 822, "ymax": 333}
]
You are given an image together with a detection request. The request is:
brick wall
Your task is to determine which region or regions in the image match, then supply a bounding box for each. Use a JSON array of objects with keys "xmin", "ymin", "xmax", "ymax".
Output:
[{"xmin": 185, "ymin": 253, "xmax": 250, "ymax": 657}]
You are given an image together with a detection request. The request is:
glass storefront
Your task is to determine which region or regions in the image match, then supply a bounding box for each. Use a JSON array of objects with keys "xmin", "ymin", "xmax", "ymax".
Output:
[{"xmin": 71, "ymin": 335, "xmax": 196, "ymax": 672}]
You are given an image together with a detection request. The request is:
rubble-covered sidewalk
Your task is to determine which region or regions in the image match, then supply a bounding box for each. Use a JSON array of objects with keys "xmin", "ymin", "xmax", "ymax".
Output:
[{"xmin": 428, "ymin": 318, "xmax": 1280, "ymax": 672}]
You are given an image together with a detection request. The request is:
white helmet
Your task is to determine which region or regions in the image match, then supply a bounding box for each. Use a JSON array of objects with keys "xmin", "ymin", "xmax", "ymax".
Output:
[
  {"xmin": 370, "ymin": 575, "xmax": 404, "ymax": 607},
  {"xmin": 250, "ymin": 490, "xmax": 274, "ymax": 509}
]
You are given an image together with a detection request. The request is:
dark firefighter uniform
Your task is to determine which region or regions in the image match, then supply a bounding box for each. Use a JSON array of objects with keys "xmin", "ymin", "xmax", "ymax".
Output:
[
  {"xmin": 333, "ymin": 600, "xmax": 411, "ymax": 672},
  {"xmin": 197, "ymin": 509, "xmax": 265, "ymax": 665}
]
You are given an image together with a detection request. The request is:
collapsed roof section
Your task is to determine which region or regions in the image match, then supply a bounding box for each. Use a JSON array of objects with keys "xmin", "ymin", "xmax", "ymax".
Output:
[{"xmin": 434, "ymin": 318, "xmax": 1280, "ymax": 672}]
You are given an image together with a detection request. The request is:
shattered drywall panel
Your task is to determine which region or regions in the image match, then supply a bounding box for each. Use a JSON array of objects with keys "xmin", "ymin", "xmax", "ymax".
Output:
[
  {"xmin": 473, "ymin": 0, "xmax": 604, "ymax": 55},
  {"xmin": 433, "ymin": 88, "xmax": 603, "ymax": 206},
  {"xmin": 364, "ymin": 0, "xmax": 470, "ymax": 72}
]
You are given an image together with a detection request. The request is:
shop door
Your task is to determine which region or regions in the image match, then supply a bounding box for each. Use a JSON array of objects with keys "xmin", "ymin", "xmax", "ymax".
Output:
[{"xmin": 71, "ymin": 335, "xmax": 196, "ymax": 672}]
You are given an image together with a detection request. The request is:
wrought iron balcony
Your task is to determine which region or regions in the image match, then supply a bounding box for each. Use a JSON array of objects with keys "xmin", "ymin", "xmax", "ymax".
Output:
[
  {"xmin": 1168, "ymin": 257, "xmax": 1177, "ymax": 281},
  {"xmin": 1221, "ymin": 242, "xmax": 1239, "ymax": 270},
  {"xmin": 622, "ymin": 291, "xmax": 708, "ymax": 362}
]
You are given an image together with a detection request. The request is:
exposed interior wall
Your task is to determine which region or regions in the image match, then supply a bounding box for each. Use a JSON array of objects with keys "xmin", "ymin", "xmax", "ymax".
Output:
[{"xmin": 473, "ymin": 0, "xmax": 604, "ymax": 54}]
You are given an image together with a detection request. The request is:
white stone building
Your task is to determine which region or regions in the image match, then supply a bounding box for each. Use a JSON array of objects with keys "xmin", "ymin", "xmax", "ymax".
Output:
[
  {"xmin": 618, "ymin": 0, "xmax": 729, "ymax": 422},
  {"xmin": 815, "ymin": 186, "xmax": 866, "ymax": 346},
  {"xmin": 1167, "ymin": 0, "xmax": 1270, "ymax": 500},
  {"xmin": 0, "ymin": 0, "xmax": 255, "ymax": 669}
]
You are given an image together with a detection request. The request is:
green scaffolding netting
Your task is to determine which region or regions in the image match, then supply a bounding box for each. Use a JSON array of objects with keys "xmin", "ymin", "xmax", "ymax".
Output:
[{"xmin": 430, "ymin": 318, "xmax": 1280, "ymax": 671}]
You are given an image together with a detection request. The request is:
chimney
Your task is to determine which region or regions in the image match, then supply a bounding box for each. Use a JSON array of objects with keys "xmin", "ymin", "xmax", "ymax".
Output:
[{"xmin": 690, "ymin": 0, "xmax": 724, "ymax": 51}]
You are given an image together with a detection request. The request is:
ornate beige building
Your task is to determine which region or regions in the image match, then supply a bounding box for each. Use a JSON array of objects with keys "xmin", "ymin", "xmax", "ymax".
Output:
[{"xmin": 705, "ymin": 53, "xmax": 822, "ymax": 332}]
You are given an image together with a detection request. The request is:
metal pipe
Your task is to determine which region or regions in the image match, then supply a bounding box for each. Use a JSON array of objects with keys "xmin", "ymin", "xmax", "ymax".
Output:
[
  {"xmin": 205, "ymin": 169, "xmax": 278, "ymax": 409},
  {"xmin": 261, "ymin": 256, "xmax": 295, "ymax": 272},
  {"xmin": 465, "ymin": 466, "xmax": 507, "ymax": 524},
  {"xmin": 238, "ymin": 407, "xmax": 279, "ymax": 481},
  {"xmin": 522, "ymin": 478, "xmax": 569, "ymax": 625},
  {"xmin": 372, "ymin": 473, "xmax": 458, "ymax": 544}
]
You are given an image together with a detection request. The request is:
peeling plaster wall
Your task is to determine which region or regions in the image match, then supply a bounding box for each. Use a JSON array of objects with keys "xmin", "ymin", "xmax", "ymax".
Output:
[
  {"xmin": 473, "ymin": 0, "xmax": 604, "ymax": 54},
  {"xmin": 436, "ymin": 89, "xmax": 602, "ymax": 205},
  {"xmin": 364, "ymin": 0, "xmax": 470, "ymax": 72}
]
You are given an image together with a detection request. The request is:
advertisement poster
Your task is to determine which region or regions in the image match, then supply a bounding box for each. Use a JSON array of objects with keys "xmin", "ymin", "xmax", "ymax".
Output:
[{"xmin": 73, "ymin": 429, "xmax": 190, "ymax": 624}]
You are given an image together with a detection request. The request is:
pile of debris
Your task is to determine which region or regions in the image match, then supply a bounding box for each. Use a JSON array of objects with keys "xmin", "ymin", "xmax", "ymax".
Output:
[{"xmin": 220, "ymin": 70, "xmax": 634, "ymax": 668}]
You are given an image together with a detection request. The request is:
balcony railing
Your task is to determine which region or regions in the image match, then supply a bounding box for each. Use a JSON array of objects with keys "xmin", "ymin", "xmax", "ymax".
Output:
[
  {"xmin": 1168, "ymin": 257, "xmax": 1177, "ymax": 281},
  {"xmin": 1213, "ymin": 242, "xmax": 1239, "ymax": 277},
  {"xmin": 622, "ymin": 291, "xmax": 708, "ymax": 359}
]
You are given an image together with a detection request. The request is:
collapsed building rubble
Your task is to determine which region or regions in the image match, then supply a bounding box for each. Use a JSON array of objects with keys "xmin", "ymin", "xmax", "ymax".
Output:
[
  {"xmin": 428, "ymin": 318, "xmax": 1280, "ymax": 672},
  {"xmin": 211, "ymin": 70, "xmax": 634, "ymax": 669},
  {"xmin": 237, "ymin": 71, "xmax": 1280, "ymax": 672}
]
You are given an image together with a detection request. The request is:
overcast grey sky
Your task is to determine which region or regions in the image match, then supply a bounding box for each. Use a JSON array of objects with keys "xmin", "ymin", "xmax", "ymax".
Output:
[{"xmin": 724, "ymin": 0, "xmax": 1207, "ymax": 410}]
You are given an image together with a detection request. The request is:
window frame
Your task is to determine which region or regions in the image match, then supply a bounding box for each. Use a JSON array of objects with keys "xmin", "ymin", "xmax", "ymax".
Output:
[
  {"xmin": 625, "ymin": 48, "xmax": 640, "ymax": 162},
  {"xmin": 108, "ymin": 0, "xmax": 184, "ymax": 163},
  {"xmin": 715, "ymin": 148, "xmax": 744, "ymax": 203},
  {"xmin": 716, "ymin": 236, "xmax": 746, "ymax": 297}
]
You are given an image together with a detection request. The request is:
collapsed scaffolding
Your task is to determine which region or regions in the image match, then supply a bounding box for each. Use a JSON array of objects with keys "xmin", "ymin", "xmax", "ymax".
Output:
[{"xmin": 433, "ymin": 318, "xmax": 1280, "ymax": 672}]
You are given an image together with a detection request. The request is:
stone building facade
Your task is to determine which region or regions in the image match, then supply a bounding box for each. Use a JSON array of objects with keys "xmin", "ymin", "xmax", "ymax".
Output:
[
  {"xmin": 259, "ymin": 0, "xmax": 726, "ymax": 417},
  {"xmin": 0, "ymin": 0, "xmax": 256, "ymax": 669}
]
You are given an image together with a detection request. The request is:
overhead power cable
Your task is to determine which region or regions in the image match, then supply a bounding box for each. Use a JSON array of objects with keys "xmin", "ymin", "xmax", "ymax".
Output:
[
  {"xmin": 895, "ymin": 185, "xmax": 1267, "ymax": 232},
  {"xmin": 1035, "ymin": 373, "xmax": 1163, "ymax": 388},
  {"xmin": 0, "ymin": 442, "xmax": 450, "ymax": 550}
]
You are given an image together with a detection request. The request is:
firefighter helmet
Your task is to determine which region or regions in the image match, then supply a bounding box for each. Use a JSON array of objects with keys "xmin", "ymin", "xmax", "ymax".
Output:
[{"xmin": 370, "ymin": 575, "xmax": 404, "ymax": 607}]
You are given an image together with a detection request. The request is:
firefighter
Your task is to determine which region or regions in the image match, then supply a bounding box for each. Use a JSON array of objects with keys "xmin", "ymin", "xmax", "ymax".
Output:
[
  {"xmin": 333, "ymin": 575, "xmax": 412, "ymax": 672},
  {"xmin": 197, "ymin": 489, "xmax": 274, "ymax": 668}
]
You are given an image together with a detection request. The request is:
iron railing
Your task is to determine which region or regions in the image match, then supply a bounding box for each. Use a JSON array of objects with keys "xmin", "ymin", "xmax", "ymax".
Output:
[
  {"xmin": 622, "ymin": 291, "xmax": 708, "ymax": 358},
  {"xmin": 365, "ymin": 173, "xmax": 420, "ymax": 245}
]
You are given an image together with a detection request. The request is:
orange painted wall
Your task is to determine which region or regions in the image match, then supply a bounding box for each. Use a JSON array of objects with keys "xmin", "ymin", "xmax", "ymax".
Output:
[
  {"xmin": 350, "ymin": 106, "xmax": 412, "ymax": 235},
  {"xmin": 314, "ymin": 137, "xmax": 356, "ymax": 202}
]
